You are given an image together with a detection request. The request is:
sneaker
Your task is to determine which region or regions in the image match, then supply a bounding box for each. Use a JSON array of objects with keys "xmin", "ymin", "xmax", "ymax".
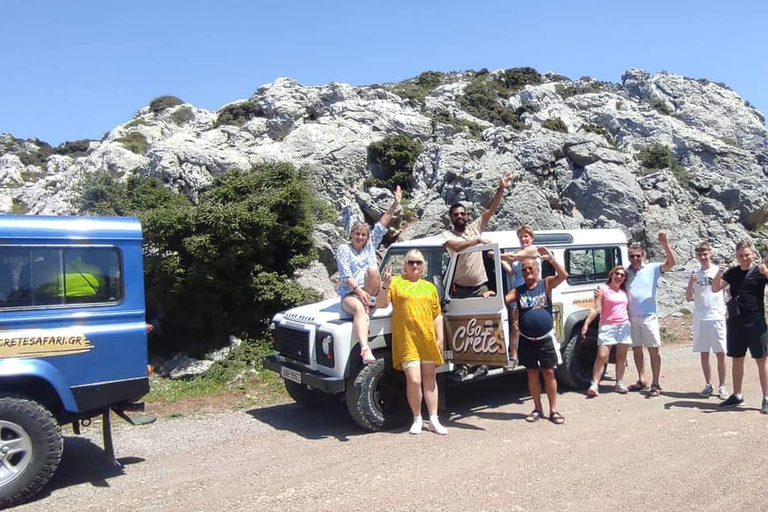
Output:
[
  {"xmin": 615, "ymin": 381, "xmax": 628, "ymax": 394},
  {"xmin": 450, "ymin": 365, "xmax": 468, "ymax": 382},
  {"xmin": 700, "ymin": 383, "xmax": 714, "ymax": 397},
  {"xmin": 762, "ymin": 398, "xmax": 768, "ymax": 415},
  {"xmin": 718, "ymin": 386, "xmax": 729, "ymax": 400},
  {"xmin": 719, "ymin": 394, "xmax": 744, "ymax": 408},
  {"xmin": 587, "ymin": 382, "xmax": 599, "ymax": 397},
  {"xmin": 473, "ymin": 365, "xmax": 489, "ymax": 378},
  {"xmin": 409, "ymin": 416, "xmax": 423, "ymax": 435},
  {"xmin": 426, "ymin": 415, "xmax": 448, "ymax": 435}
]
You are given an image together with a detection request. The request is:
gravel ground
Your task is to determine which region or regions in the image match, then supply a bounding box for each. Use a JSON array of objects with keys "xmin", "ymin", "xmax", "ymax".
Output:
[{"xmin": 16, "ymin": 345, "xmax": 768, "ymax": 512}]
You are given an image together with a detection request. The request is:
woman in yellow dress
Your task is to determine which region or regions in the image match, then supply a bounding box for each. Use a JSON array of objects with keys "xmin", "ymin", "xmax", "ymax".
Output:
[{"xmin": 376, "ymin": 249, "xmax": 446, "ymax": 435}]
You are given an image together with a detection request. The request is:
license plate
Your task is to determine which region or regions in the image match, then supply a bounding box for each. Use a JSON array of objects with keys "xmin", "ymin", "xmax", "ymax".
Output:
[{"xmin": 281, "ymin": 367, "xmax": 301, "ymax": 384}]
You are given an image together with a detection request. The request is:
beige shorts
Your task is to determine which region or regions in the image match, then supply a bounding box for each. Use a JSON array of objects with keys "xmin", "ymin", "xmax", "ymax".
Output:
[
  {"xmin": 629, "ymin": 314, "xmax": 662, "ymax": 348},
  {"xmin": 692, "ymin": 319, "xmax": 726, "ymax": 353}
]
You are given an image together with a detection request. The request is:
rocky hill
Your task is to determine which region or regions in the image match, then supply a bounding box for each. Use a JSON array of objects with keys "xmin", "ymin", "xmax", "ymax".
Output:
[{"xmin": 2, "ymin": 67, "xmax": 767, "ymax": 315}]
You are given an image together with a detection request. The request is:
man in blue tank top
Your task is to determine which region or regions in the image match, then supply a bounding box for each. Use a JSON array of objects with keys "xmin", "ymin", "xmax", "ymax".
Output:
[{"xmin": 505, "ymin": 247, "xmax": 569, "ymax": 425}]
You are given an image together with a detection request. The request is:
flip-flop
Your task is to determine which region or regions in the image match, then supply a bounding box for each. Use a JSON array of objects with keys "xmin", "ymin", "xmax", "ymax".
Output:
[
  {"xmin": 649, "ymin": 384, "xmax": 662, "ymax": 397},
  {"xmin": 549, "ymin": 411, "xmax": 565, "ymax": 425},
  {"xmin": 525, "ymin": 410, "xmax": 544, "ymax": 423},
  {"xmin": 628, "ymin": 381, "xmax": 649, "ymax": 392}
]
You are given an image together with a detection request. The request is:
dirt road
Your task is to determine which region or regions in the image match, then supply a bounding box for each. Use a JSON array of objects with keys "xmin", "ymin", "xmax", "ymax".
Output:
[{"xmin": 17, "ymin": 345, "xmax": 768, "ymax": 511}]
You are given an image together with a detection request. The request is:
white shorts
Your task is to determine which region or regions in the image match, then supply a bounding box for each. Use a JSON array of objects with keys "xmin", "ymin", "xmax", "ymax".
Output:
[
  {"xmin": 629, "ymin": 314, "xmax": 662, "ymax": 348},
  {"xmin": 598, "ymin": 322, "xmax": 632, "ymax": 346},
  {"xmin": 692, "ymin": 319, "xmax": 727, "ymax": 353},
  {"xmin": 402, "ymin": 360, "xmax": 436, "ymax": 370}
]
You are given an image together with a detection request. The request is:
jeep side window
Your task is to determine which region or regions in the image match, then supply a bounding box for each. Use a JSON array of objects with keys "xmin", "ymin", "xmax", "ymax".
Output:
[
  {"xmin": 380, "ymin": 247, "xmax": 448, "ymax": 280},
  {"xmin": 0, "ymin": 246, "xmax": 123, "ymax": 308},
  {"xmin": 565, "ymin": 247, "xmax": 622, "ymax": 284}
]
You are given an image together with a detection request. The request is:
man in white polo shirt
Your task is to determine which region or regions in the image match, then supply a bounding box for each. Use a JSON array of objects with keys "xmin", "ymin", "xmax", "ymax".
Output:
[{"xmin": 626, "ymin": 232, "xmax": 676, "ymax": 397}]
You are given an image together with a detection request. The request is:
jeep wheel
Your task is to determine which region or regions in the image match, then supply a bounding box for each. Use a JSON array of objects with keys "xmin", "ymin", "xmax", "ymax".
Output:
[
  {"xmin": 0, "ymin": 397, "xmax": 63, "ymax": 509},
  {"xmin": 284, "ymin": 380, "xmax": 339, "ymax": 408},
  {"xmin": 345, "ymin": 358, "xmax": 410, "ymax": 432},
  {"xmin": 557, "ymin": 330, "xmax": 598, "ymax": 390}
]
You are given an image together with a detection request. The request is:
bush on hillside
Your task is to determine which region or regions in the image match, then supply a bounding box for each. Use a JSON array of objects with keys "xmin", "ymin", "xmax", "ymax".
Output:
[
  {"xmin": 116, "ymin": 132, "xmax": 149, "ymax": 154},
  {"xmin": 171, "ymin": 106, "xmax": 195, "ymax": 125},
  {"xmin": 149, "ymin": 95, "xmax": 184, "ymax": 113},
  {"xmin": 214, "ymin": 100, "xmax": 264, "ymax": 127},
  {"xmin": 391, "ymin": 71, "xmax": 446, "ymax": 103},
  {"xmin": 459, "ymin": 69, "xmax": 541, "ymax": 129},
  {"xmin": 74, "ymin": 163, "xmax": 331, "ymax": 356},
  {"xmin": 635, "ymin": 143, "xmax": 690, "ymax": 186},
  {"xmin": 365, "ymin": 134, "xmax": 424, "ymax": 192},
  {"xmin": 54, "ymin": 139, "xmax": 92, "ymax": 157},
  {"xmin": 541, "ymin": 117, "xmax": 568, "ymax": 133}
]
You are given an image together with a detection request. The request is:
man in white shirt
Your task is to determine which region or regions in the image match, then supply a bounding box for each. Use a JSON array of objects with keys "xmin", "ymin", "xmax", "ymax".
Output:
[{"xmin": 684, "ymin": 241, "xmax": 728, "ymax": 399}]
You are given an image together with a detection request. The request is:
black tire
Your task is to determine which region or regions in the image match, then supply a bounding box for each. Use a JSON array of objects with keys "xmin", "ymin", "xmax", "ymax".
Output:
[
  {"xmin": 283, "ymin": 380, "xmax": 339, "ymax": 408},
  {"xmin": 0, "ymin": 397, "xmax": 63, "ymax": 509},
  {"xmin": 345, "ymin": 357, "xmax": 410, "ymax": 432},
  {"xmin": 557, "ymin": 330, "xmax": 598, "ymax": 390}
]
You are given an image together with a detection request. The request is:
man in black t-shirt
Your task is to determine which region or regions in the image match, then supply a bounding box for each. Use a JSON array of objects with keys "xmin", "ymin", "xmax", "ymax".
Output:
[{"xmin": 712, "ymin": 240, "xmax": 768, "ymax": 413}]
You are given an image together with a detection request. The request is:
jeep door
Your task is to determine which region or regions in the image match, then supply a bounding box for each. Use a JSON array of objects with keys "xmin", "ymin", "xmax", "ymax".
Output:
[{"xmin": 442, "ymin": 244, "xmax": 510, "ymax": 367}]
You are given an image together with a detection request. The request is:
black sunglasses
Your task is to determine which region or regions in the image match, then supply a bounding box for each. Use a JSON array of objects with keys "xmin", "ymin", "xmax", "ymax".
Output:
[
  {"xmin": 629, "ymin": 254, "xmax": 643, "ymax": 259},
  {"xmin": 451, "ymin": 212, "xmax": 467, "ymax": 217},
  {"xmin": 406, "ymin": 260, "xmax": 424, "ymax": 266}
]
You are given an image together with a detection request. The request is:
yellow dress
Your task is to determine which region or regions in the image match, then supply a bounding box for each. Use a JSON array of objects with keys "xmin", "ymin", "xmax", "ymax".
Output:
[{"xmin": 388, "ymin": 276, "xmax": 444, "ymax": 370}]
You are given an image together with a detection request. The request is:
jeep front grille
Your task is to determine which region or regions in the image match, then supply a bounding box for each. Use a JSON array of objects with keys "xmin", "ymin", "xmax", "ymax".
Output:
[{"xmin": 274, "ymin": 326, "xmax": 310, "ymax": 364}]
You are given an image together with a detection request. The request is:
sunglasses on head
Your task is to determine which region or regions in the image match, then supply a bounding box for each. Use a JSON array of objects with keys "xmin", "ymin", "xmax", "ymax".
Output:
[{"xmin": 406, "ymin": 260, "xmax": 424, "ymax": 266}]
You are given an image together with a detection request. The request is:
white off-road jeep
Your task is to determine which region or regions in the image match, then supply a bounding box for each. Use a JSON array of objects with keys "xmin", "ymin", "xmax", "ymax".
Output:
[{"xmin": 264, "ymin": 228, "xmax": 628, "ymax": 431}]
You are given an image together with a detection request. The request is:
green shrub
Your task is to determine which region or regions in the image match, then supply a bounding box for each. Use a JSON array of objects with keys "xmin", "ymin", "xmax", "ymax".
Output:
[
  {"xmin": 635, "ymin": 143, "xmax": 690, "ymax": 186},
  {"xmin": 75, "ymin": 163, "xmax": 330, "ymax": 356},
  {"xmin": 10, "ymin": 198, "xmax": 29, "ymax": 214},
  {"xmin": 430, "ymin": 111, "xmax": 484, "ymax": 139},
  {"xmin": 214, "ymin": 100, "xmax": 264, "ymax": 127},
  {"xmin": 541, "ymin": 117, "xmax": 568, "ymax": 133},
  {"xmin": 17, "ymin": 141, "xmax": 54, "ymax": 167},
  {"xmin": 459, "ymin": 71, "xmax": 540, "ymax": 129},
  {"xmin": 648, "ymin": 98, "xmax": 672, "ymax": 115},
  {"xmin": 392, "ymin": 71, "xmax": 446, "ymax": 103},
  {"xmin": 365, "ymin": 134, "xmax": 424, "ymax": 192},
  {"xmin": 116, "ymin": 132, "xmax": 149, "ymax": 155},
  {"xmin": 124, "ymin": 118, "xmax": 149, "ymax": 129},
  {"xmin": 555, "ymin": 81, "xmax": 609, "ymax": 99},
  {"xmin": 54, "ymin": 139, "xmax": 92, "ymax": 157},
  {"xmin": 171, "ymin": 106, "xmax": 195, "ymax": 125},
  {"xmin": 578, "ymin": 123, "xmax": 617, "ymax": 147},
  {"xmin": 149, "ymin": 95, "xmax": 184, "ymax": 113},
  {"xmin": 498, "ymin": 67, "xmax": 542, "ymax": 91}
]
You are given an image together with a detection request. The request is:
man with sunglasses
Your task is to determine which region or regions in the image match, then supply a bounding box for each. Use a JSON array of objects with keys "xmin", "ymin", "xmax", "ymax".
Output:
[
  {"xmin": 442, "ymin": 172, "xmax": 512, "ymax": 299},
  {"xmin": 625, "ymin": 232, "xmax": 676, "ymax": 397}
]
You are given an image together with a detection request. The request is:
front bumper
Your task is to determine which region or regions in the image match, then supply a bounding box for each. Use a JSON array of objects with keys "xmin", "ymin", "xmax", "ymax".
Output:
[{"xmin": 264, "ymin": 356, "xmax": 345, "ymax": 394}]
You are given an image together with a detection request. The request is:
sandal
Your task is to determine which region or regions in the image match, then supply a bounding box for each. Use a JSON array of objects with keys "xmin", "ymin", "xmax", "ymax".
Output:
[
  {"xmin": 649, "ymin": 384, "xmax": 662, "ymax": 397},
  {"xmin": 628, "ymin": 381, "xmax": 649, "ymax": 392},
  {"xmin": 525, "ymin": 410, "xmax": 544, "ymax": 423},
  {"xmin": 361, "ymin": 346, "xmax": 376, "ymax": 364},
  {"xmin": 549, "ymin": 411, "xmax": 565, "ymax": 425}
]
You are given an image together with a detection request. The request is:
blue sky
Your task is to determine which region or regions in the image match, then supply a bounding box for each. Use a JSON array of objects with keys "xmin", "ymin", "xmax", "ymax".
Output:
[{"xmin": 2, "ymin": 0, "xmax": 766, "ymax": 145}]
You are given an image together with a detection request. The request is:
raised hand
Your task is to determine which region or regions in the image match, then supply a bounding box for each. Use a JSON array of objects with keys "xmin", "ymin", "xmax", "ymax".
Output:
[
  {"xmin": 393, "ymin": 185, "xmax": 402, "ymax": 206},
  {"xmin": 658, "ymin": 232, "xmax": 668, "ymax": 245},
  {"xmin": 689, "ymin": 270, "xmax": 698, "ymax": 284},
  {"xmin": 759, "ymin": 262, "xmax": 768, "ymax": 278},
  {"xmin": 718, "ymin": 260, "xmax": 728, "ymax": 274},
  {"xmin": 382, "ymin": 265, "xmax": 393, "ymax": 286},
  {"xmin": 537, "ymin": 246, "xmax": 553, "ymax": 261},
  {"xmin": 500, "ymin": 172, "xmax": 513, "ymax": 189}
]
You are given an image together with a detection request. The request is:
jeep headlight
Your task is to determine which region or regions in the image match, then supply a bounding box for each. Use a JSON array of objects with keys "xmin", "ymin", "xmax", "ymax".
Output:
[{"xmin": 315, "ymin": 331, "xmax": 334, "ymax": 368}]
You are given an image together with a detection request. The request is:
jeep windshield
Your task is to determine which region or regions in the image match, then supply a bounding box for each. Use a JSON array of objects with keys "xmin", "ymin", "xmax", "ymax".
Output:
[{"xmin": 380, "ymin": 246, "xmax": 449, "ymax": 281}]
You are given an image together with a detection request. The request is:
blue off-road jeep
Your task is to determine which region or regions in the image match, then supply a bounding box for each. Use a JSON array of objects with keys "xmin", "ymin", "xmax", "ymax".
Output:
[{"xmin": 0, "ymin": 215, "xmax": 151, "ymax": 507}]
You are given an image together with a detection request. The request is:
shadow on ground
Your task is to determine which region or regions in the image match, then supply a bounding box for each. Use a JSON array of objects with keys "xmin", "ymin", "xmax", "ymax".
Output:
[
  {"xmin": 24, "ymin": 436, "xmax": 144, "ymax": 505},
  {"xmin": 248, "ymin": 370, "xmax": 535, "ymax": 438}
]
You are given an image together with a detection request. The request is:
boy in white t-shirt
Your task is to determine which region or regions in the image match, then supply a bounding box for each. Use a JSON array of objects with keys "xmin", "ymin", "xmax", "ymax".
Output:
[{"xmin": 684, "ymin": 242, "xmax": 728, "ymax": 399}]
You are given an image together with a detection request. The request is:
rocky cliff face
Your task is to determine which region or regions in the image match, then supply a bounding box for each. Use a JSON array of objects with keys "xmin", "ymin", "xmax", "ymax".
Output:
[{"xmin": 2, "ymin": 68, "xmax": 767, "ymax": 315}]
